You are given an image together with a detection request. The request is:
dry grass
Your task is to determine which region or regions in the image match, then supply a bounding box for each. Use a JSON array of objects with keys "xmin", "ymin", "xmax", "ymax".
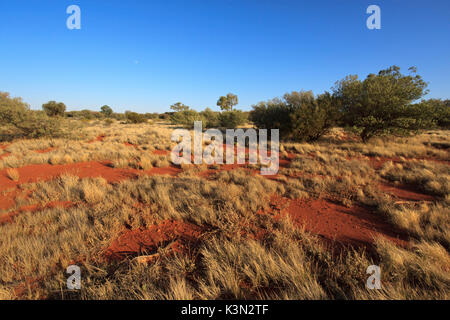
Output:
[
  {"xmin": 5, "ymin": 168, "xmax": 19, "ymax": 181},
  {"xmin": 0, "ymin": 122, "xmax": 449, "ymax": 300}
]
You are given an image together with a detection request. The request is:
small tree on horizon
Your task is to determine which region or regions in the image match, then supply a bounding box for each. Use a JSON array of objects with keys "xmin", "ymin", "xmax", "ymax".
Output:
[
  {"xmin": 170, "ymin": 102, "xmax": 190, "ymax": 112},
  {"xmin": 217, "ymin": 93, "xmax": 238, "ymax": 111},
  {"xmin": 42, "ymin": 101, "xmax": 66, "ymax": 117},
  {"xmin": 100, "ymin": 105, "xmax": 113, "ymax": 117}
]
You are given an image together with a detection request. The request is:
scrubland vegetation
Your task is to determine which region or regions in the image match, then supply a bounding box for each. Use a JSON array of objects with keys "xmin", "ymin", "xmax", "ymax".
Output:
[{"xmin": 0, "ymin": 66, "xmax": 449, "ymax": 300}]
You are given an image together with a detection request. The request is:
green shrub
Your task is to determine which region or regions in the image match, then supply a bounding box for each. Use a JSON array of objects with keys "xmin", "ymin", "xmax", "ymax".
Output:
[
  {"xmin": 125, "ymin": 111, "xmax": 147, "ymax": 124},
  {"xmin": 1, "ymin": 92, "xmax": 62, "ymax": 139},
  {"xmin": 333, "ymin": 66, "xmax": 430, "ymax": 142},
  {"xmin": 42, "ymin": 101, "xmax": 66, "ymax": 117},
  {"xmin": 250, "ymin": 91, "xmax": 338, "ymax": 142},
  {"xmin": 416, "ymin": 99, "xmax": 450, "ymax": 129},
  {"xmin": 170, "ymin": 110, "xmax": 203, "ymax": 128},
  {"xmin": 200, "ymin": 108, "xmax": 220, "ymax": 128},
  {"xmin": 218, "ymin": 110, "xmax": 247, "ymax": 128},
  {"xmin": 100, "ymin": 105, "xmax": 113, "ymax": 117}
]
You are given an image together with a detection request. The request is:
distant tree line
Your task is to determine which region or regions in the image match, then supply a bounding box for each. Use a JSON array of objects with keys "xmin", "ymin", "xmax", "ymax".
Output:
[{"xmin": 1, "ymin": 66, "xmax": 448, "ymax": 141}]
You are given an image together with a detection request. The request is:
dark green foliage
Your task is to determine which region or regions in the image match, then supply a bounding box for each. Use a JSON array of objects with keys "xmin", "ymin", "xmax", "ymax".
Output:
[
  {"xmin": 250, "ymin": 91, "xmax": 339, "ymax": 142},
  {"xmin": 42, "ymin": 101, "xmax": 66, "ymax": 117},
  {"xmin": 416, "ymin": 99, "xmax": 450, "ymax": 129},
  {"xmin": 0, "ymin": 92, "xmax": 62, "ymax": 139},
  {"xmin": 218, "ymin": 110, "xmax": 247, "ymax": 128},
  {"xmin": 125, "ymin": 111, "xmax": 147, "ymax": 124},
  {"xmin": 100, "ymin": 105, "xmax": 113, "ymax": 117},
  {"xmin": 333, "ymin": 66, "xmax": 430, "ymax": 142}
]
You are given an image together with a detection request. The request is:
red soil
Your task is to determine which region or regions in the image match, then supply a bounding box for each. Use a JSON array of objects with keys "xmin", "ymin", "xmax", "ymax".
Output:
[
  {"xmin": 0, "ymin": 152, "xmax": 10, "ymax": 160},
  {"xmin": 123, "ymin": 142, "xmax": 138, "ymax": 148},
  {"xmin": 0, "ymin": 201, "xmax": 73, "ymax": 225},
  {"xmin": 87, "ymin": 135, "xmax": 105, "ymax": 143},
  {"xmin": 34, "ymin": 147, "xmax": 56, "ymax": 154},
  {"xmin": 0, "ymin": 161, "xmax": 138, "ymax": 192},
  {"xmin": 0, "ymin": 161, "xmax": 182, "ymax": 193},
  {"xmin": 379, "ymin": 182, "xmax": 435, "ymax": 201},
  {"xmin": 104, "ymin": 220, "xmax": 204, "ymax": 262},
  {"xmin": 152, "ymin": 149, "xmax": 169, "ymax": 155},
  {"xmin": 268, "ymin": 195, "xmax": 408, "ymax": 248}
]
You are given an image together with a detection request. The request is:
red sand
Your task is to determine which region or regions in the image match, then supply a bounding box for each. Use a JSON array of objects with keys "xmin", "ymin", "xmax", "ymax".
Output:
[
  {"xmin": 87, "ymin": 135, "xmax": 105, "ymax": 143},
  {"xmin": 0, "ymin": 161, "xmax": 182, "ymax": 193},
  {"xmin": 379, "ymin": 182, "xmax": 435, "ymax": 201},
  {"xmin": 268, "ymin": 195, "xmax": 408, "ymax": 248},
  {"xmin": 104, "ymin": 220, "xmax": 204, "ymax": 262},
  {"xmin": 34, "ymin": 147, "xmax": 56, "ymax": 154},
  {"xmin": 152, "ymin": 149, "xmax": 169, "ymax": 155},
  {"xmin": 0, "ymin": 201, "xmax": 73, "ymax": 225}
]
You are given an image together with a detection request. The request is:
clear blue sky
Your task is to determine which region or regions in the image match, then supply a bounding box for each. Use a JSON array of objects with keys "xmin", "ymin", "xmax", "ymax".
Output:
[{"xmin": 1, "ymin": 0, "xmax": 449, "ymax": 113}]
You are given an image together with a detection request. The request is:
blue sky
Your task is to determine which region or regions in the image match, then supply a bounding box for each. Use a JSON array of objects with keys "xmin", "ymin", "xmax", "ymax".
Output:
[{"xmin": 1, "ymin": 0, "xmax": 449, "ymax": 113}]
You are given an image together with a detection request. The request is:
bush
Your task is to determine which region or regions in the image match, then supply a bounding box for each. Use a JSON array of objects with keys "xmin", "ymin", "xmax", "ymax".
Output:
[
  {"xmin": 42, "ymin": 101, "xmax": 66, "ymax": 117},
  {"xmin": 200, "ymin": 108, "xmax": 220, "ymax": 128},
  {"xmin": 125, "ymin": 111, "xmax": 147, "ymax": 124},
  {"xmin": 218, "ymin": 110, "xmax": 247, "ymax": 128},
  {"xmin": 333, "ymin": 66, "xmax": 430, "ymax": 142},
  {"xmin": 416, "ymin": 99, "xmax": 450, "ymax": 129},
  {"xmin": 250, "ymin": 91, "xmax": 338, "ymax": 142},
  {"xmin": 0, "ymin": 92, "xmax": 62, "ymax": 139},
  {"xmin": 100, "ymin": 105, "xmax": 113, "ymax": 117},
  {"xmin": 170, "ymin": 110, "xmax": 203, "ymax": 128}
]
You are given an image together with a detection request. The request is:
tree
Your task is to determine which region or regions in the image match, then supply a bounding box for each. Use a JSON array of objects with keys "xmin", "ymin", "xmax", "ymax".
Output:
[
  {"xmin": 42, "ymin": 101, "xmax": 66, "ymax": 117},
  {"xmin": 100, "ymin": 105, "xmax": 113, "ymax": 117},
  {"xmin": 250, "ymin": 90, "xmax": 339, "ymax": 142},
  {"xmin": 333, "ymin": 66, "xmax": 429, "ymax": 142},
  {"xmin": 217, "ymin": 93, "xmax": 238, "ymax": 111},
  {"xmin": 170, "ymin": 102, "xmax": 190, "ymax": 112}
]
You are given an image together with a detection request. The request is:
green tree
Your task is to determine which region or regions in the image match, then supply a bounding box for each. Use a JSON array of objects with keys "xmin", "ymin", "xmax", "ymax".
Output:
[
  {"xmin": 170, "ymin": 102, "xmax": 190, "ymax": 112},
  {"xmin": 42, "ymin": 101, "xmax": 66, "ymax": 117},
  {"xmin": 1, "ymin": 92, "xmax": 62, "ymax": 139},
  {"xmin": 333, "ymin": 66, "xmax": 429, "ymax": 142},
  {"xmin": 218, "ymin": 110, "xmax": 247, "ymax": 128},
  {"xmin": 100, "ymin": 105, "xmax": 113, "ymax": 117},
  {"xmin": 250, "ymin": 90, "xmax": 339, "ymax": 142},
  {"xmin": 217, "ymin": 93, "xmax": 238, "ymax": 111}
]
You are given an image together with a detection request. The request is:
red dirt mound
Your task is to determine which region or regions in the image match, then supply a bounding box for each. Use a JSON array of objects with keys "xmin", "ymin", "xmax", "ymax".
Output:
[
  {"xmin": 104, "ymin": 220, "xmax": 204, "ymax": 262},
  {"xmin": 268, "ymin": 196, "xmax": 408, "ymax": 248}
]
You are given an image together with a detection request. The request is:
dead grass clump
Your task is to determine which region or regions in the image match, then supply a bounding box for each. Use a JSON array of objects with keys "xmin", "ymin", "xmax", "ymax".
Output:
[{"xmin": 5, "ymin": 168, "xmax": 19, "ymax": 181}]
